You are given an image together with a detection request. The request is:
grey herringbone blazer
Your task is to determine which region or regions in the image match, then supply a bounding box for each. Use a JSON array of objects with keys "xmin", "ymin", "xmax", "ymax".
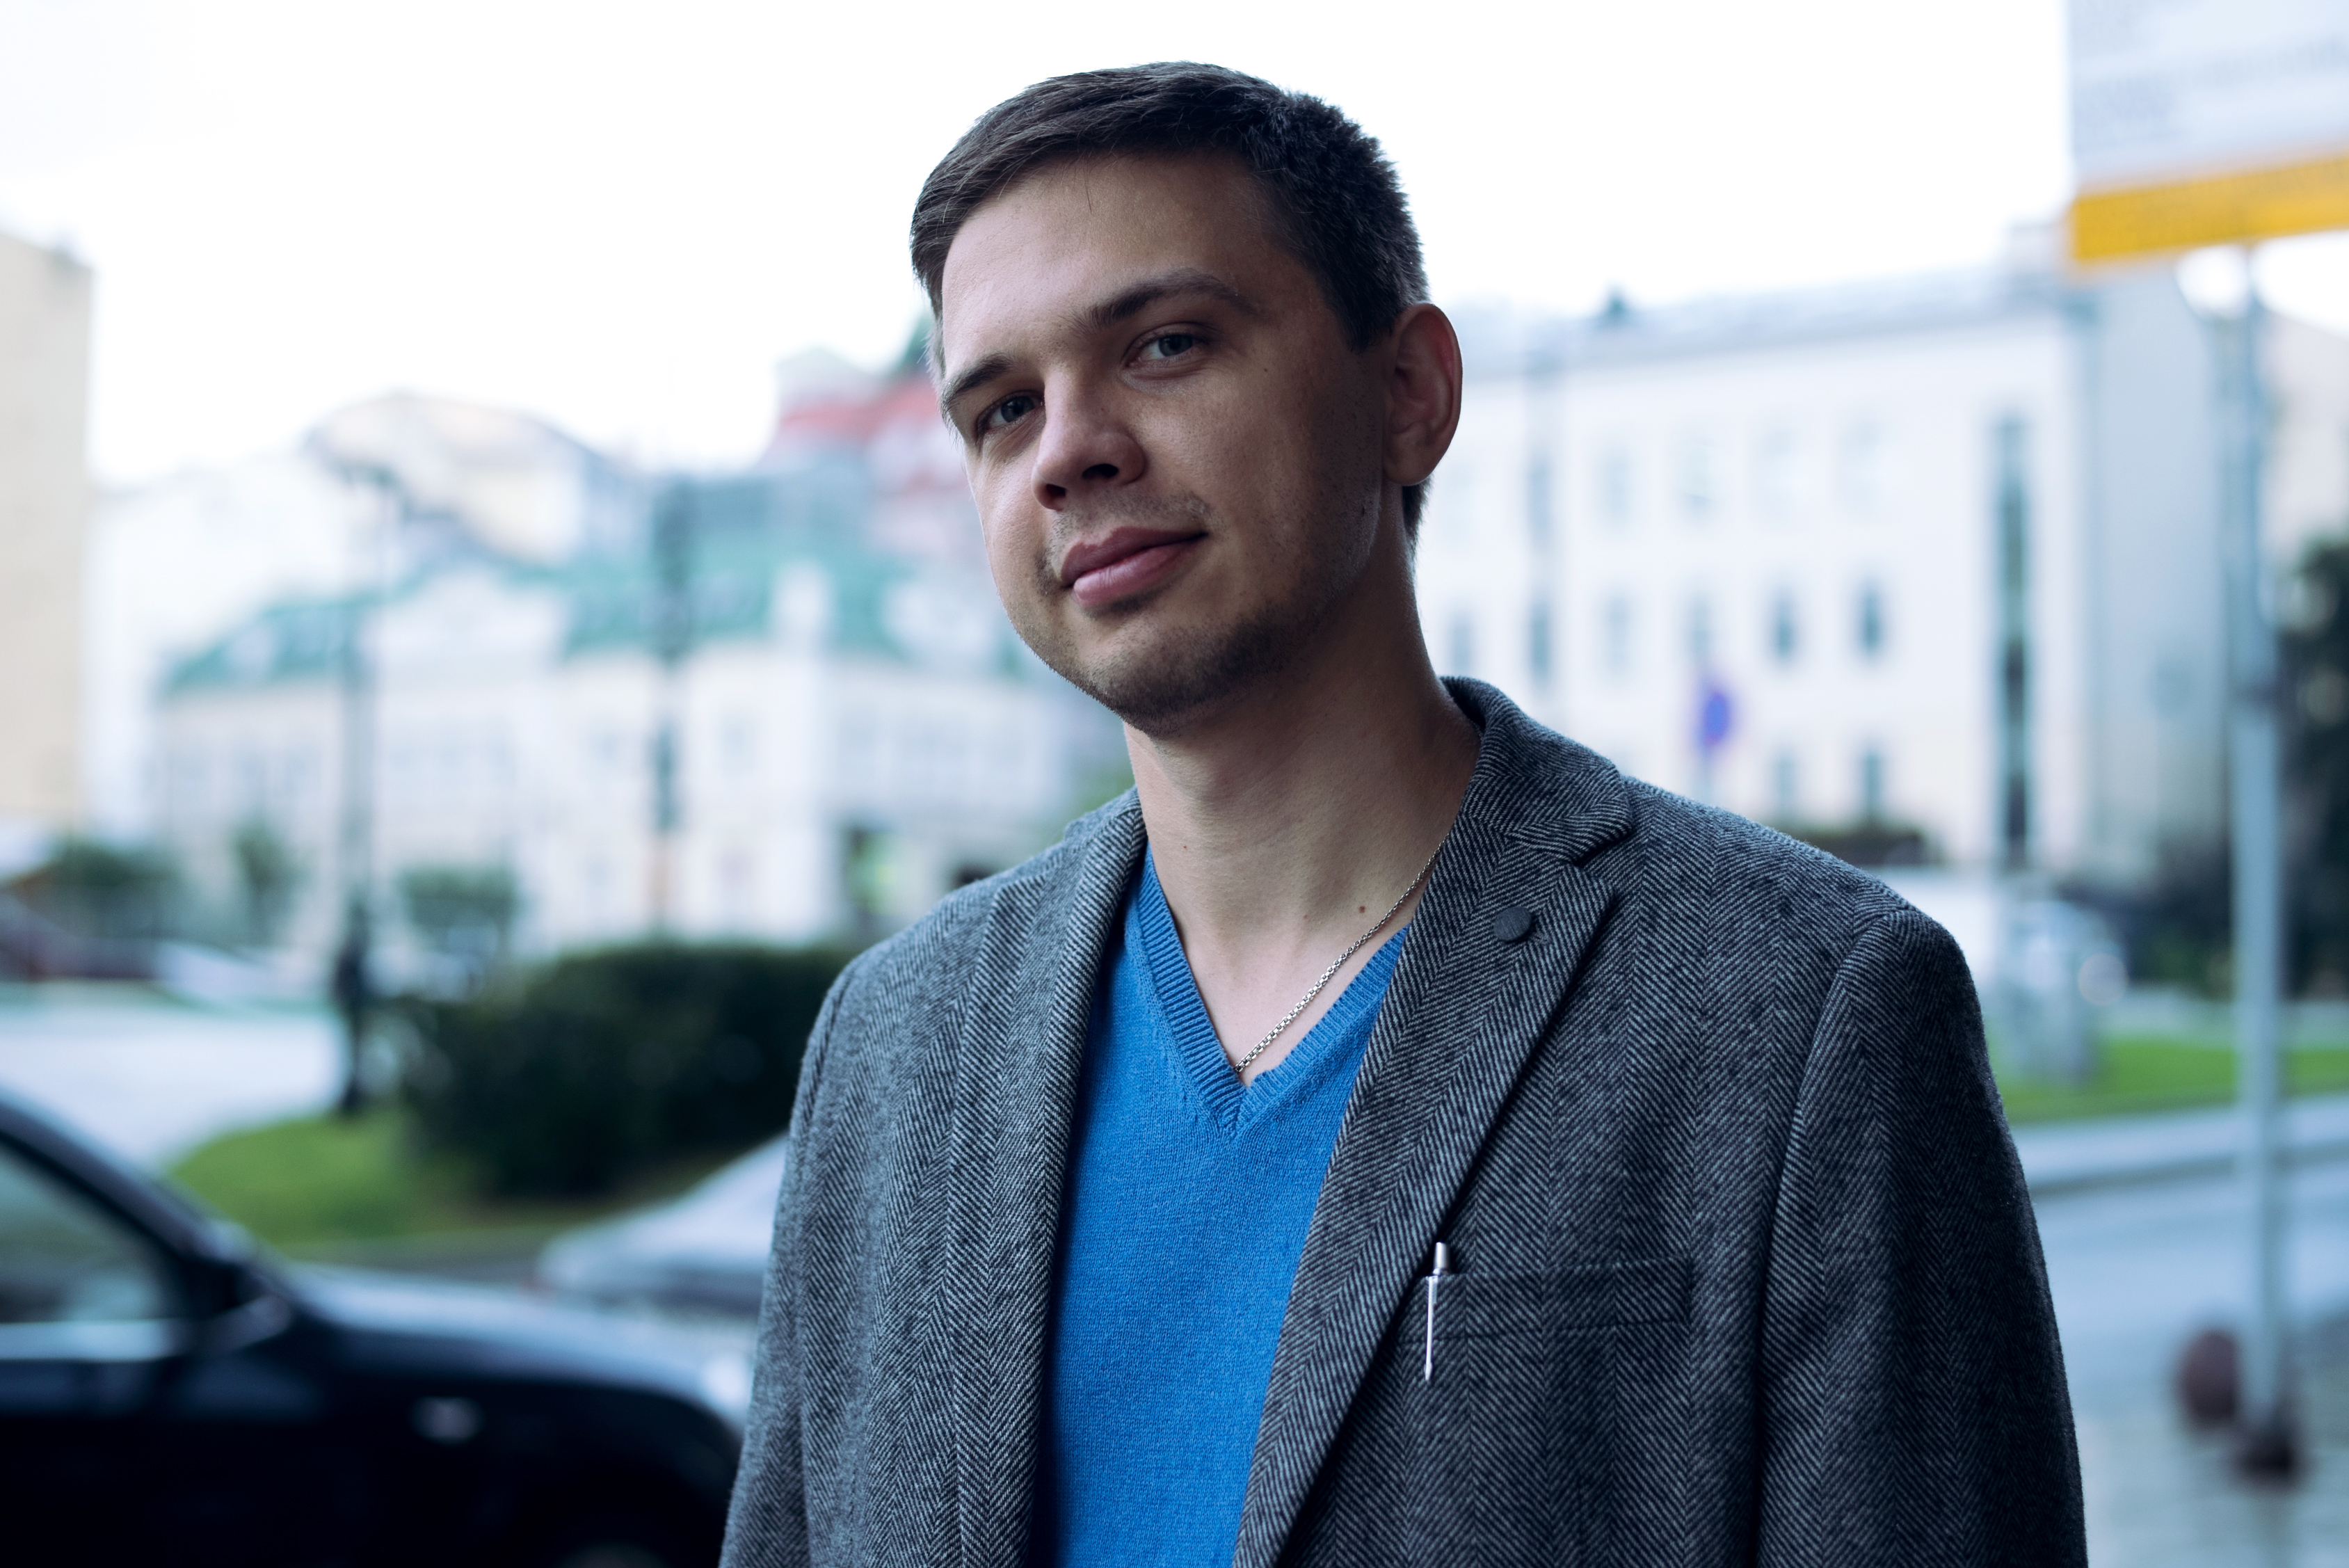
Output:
[{"xmin": 723, "ymin": 680, "xmax": 2085, "ymax": 1567}]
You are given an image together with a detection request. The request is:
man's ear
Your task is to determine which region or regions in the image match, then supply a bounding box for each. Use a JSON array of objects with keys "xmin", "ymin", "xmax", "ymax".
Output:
[{"xmin": 1383, "ymin": 304, "xmax": 1464, "ymax": 490}]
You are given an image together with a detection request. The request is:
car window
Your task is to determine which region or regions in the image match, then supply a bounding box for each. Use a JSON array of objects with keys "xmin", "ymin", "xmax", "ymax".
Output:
[{"xmin": 0, "ymin": 1142, "xmax": 175, "ymax": 1325}]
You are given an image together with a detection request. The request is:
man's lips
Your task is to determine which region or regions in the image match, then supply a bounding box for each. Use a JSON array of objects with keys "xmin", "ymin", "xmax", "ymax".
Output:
[{"xmin": 1057, "ymin": 527, "xmax": 1207, "ymax": 608}]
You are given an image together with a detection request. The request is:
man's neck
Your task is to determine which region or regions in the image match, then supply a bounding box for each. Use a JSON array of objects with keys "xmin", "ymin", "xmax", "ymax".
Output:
[{"xmin": 1125, "ymin": 565, "xmax": 1479, "ymax": 1078}]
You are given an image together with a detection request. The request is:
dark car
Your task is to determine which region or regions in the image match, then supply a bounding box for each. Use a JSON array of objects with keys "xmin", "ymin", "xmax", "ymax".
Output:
[{"xmin": 0, "ymin": 1090, "xmax": 747, "ymax": 1568}]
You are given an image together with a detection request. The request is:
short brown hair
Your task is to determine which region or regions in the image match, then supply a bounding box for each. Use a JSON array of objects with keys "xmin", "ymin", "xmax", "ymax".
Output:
[{"xmin": 911, "ymin": 63, "xmax": 1434, "ymax": 532}]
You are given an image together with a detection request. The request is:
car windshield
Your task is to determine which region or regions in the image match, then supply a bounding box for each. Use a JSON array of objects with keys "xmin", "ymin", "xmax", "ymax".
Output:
[{"xmin": 0, "ymin": 1142, "xmax": 176, "ymax": 1325}]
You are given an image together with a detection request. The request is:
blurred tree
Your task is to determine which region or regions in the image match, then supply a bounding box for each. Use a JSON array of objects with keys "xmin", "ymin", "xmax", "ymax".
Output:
[
  {"xmin": 2067, "ymin": 534, "xmax": 2349, "ymax": 1002},
  {"xmin": 14, "ymin": 837, "xmax": 179, "ymax": 942},
  {"xmin": 231, "ymin": 819, "xmax": 303, "ymax": 947},
  {"xmin": 2284, "ymin": 536, "xmax": 2349, "ymax": 996}
]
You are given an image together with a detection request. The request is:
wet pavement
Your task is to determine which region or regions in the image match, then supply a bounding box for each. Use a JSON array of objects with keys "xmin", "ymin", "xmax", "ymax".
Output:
[
  {"xmin": 2037, "ymin": 1156, "xmax": 2349, "ymax": 1565},
  {"xmin": 2076, "ymin": 1344, "xmax": 2348, "ymax": 1568}
]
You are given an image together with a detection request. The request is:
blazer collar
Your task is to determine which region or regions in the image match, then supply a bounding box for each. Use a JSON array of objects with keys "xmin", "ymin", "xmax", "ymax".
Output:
[
  {"xmin": 941, "ymin": 682, "xmax": 1632, "ymax": 1568},
  {"xmin": 1231, "ymin": 680, "xmax": 1633, "ymax": 1567},
  {"xmin": 945, "ymin": 794, "xmax": 1145, "ymax": 1568}
]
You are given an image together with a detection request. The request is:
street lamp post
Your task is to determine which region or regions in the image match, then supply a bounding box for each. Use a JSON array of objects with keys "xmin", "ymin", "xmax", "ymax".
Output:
[
  {"xmin": 648, "ymin": 482, "xmax": 695, "ymax": 932},
  {"xmin": 2220, "ymin": 264, "xmax": 2296, "ymax": 1477},
  {"xmin": 326, "ymin": 459, "xmax": 399, "ymax": 1117}
]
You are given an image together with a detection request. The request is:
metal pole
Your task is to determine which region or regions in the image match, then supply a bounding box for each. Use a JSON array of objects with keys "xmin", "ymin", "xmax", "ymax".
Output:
[
  {"xmin": 2222, "ymin": 254, "xmax": 2295, "ymax": 1476},
  {"xmin": 1992, "ymin": 416, "xmax": 2039, "ymax": 1078},
  {"xmin": 648, "ymin": 482, "xmax": 693, "ymax": 933},
  {"xmin": 331, "ymin": 471, "xmax": 390, "ymax": 1117}
]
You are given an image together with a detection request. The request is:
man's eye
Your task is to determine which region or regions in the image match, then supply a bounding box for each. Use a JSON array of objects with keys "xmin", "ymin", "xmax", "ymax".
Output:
[
  {"xmin": 981, "ymin": 394, "xmax": 1039, "ymax": 433},
  {"xmin": 1139, "ymin": 333, "xmax": 1198, "ymax": 361}
]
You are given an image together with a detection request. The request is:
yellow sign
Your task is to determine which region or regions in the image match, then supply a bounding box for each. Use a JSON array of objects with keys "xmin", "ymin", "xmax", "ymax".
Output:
[
  {"xmin": 2067, "ymin": 0, "xmax": 2349, "ymax": 262},
  {"xmin": 2071, "ymin": 149, "xmax": 2349, "ymax": 263}
]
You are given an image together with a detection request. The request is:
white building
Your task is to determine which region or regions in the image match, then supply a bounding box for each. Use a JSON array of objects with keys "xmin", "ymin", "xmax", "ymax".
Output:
[
  {"xmin": 83, "ymin": 393, "xmax": 638, "ymax": 842},
  {"xmin": 152, "ymin": 488, "xmax": 1113, "ymax": 968},
  {"xmin": 0, "ymin": 228, "xmax": 93, "ymax": 870},
  {"xmin": 1422, "ymin": 251, "xmax": 2349, "ymax": 895}
]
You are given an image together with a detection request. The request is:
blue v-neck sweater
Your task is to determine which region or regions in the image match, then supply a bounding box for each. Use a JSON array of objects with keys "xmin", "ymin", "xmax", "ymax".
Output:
[{"xmin": 1025, "ymin": 855, "xmax": 1407, "ymax": 1568}]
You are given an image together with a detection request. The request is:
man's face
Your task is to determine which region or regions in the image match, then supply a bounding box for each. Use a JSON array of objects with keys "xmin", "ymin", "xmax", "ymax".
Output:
[{"xmin": 936, "ymin": 154, "xmax": 1390, "ymax": 733}]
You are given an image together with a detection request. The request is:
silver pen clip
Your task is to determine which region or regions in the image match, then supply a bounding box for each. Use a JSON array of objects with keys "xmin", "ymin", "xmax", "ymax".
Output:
[{"xmin": 1422, "ymin": 1241, "xmax": 1450, "ymax": 1383}]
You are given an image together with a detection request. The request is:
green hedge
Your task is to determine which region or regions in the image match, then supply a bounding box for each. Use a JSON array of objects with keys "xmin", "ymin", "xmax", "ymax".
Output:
[{"xmin": 402, "ymin": 942, "xmax": 849, "ymax": 1197}]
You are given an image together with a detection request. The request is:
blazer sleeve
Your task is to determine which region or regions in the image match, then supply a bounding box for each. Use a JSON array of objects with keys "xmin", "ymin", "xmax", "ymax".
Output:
[
  {"xmin": 719, "ymin": 977, "xmax": 848, "ymax": 1568},
  {"xmin": 1754, "ymin": 908, "xmax": 2085, "ymax": 1567}
]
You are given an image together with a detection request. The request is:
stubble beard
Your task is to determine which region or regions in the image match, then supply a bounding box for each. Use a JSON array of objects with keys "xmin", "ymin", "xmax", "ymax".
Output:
[{"xmin": 1013, "ymin": 493, "xmax": 1362, "ymax": 737}]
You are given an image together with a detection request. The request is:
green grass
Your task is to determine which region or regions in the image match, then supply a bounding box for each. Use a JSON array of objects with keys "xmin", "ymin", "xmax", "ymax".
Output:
[
  {"xmin": 167, "ymin": 1110, "xmax": 738, "ymax": 1255},
  {"xmin": 172, "ymin": 1040, "xmax": 2349, "ymax": 1253},
  {"xmin": 1994, "ymin": 1035, "xmax": 2349, "ymax": 1124}
]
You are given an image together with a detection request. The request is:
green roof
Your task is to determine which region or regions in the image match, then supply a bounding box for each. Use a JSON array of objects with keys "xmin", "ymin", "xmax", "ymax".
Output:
[
  {"xmin": 166, "ymin": 470, "xmax": 1028, "ymax": 694},
  {"xmin": 166, "ymin": 597, "xmax": 364, "ymax": 694}
]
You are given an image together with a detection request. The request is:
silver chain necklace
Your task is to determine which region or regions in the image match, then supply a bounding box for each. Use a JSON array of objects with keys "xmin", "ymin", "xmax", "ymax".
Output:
[{"xmin": 1231, "ymin": 842, "xmax": 1443, "ymax": 1078}]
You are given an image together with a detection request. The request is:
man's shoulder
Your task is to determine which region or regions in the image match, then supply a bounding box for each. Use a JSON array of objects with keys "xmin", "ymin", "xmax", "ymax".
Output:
[
  {"xmin": 1465, "ymin": 685, "xmax": 1925, "ymax": 960},
  {"xmin": 826, "ymin": 790, "xmax": 1138, "ymax": 1017},
  {"xmin": 1619, "ymin": 778, "xmax": 1913, "ymax": 933},
  {"xmin": 1489, "ymin": 712, "xmax": 1971, "ymax": 1067}
]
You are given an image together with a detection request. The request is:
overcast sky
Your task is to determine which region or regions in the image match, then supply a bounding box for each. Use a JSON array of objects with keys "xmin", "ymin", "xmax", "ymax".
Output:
[{"xmin": 6, "ymin": 0, "xmax": 2346, "ymax": 486}]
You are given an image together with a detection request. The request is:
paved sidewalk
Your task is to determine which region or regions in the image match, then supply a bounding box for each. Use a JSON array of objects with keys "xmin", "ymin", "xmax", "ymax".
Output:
[
  {"xmin": 2035, "ymin": 1144, "xmax": 2349, "ymax": 1568},
  {"xmin": 0, "ymin": 984, "xmax": 341, "ymax": 1165},
  {"xmin": 2075, "ymin": 1315, "xmax": 2348, "ymax": 1568}
]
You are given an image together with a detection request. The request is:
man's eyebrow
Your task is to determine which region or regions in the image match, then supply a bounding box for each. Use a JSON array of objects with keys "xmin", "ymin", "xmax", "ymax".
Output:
[
  {"xmin": 936, "ymin": 269, "xmax": 1260, "ymax": 426},
  {"xmin": 938, "ymin": 352, "xmax": 1012, "ymax": 424},
  {"xmin": 1077, "ymin": 267, "xmax": 1259, "ymax": 334}
]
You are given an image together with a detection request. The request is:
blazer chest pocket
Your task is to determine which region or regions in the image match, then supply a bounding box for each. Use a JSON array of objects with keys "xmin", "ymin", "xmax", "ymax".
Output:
[
  {"xmin": 1429, "ymin": 1256, "xmax": 1691, "ymax": 1343},
  {"xmin": 1373, "ymin": 1258, "xmax": 1694, "ymax": 1564}
]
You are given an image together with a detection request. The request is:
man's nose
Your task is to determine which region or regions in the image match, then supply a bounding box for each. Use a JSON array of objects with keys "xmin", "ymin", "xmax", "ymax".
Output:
[{"xmin": 1031, "ymin": 391, "xmax": 1146, "ymax": 510}]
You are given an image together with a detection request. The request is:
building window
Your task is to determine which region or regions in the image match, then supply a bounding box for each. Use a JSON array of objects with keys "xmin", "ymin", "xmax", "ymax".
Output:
[
  {"xmin": 1678, "ymin": 434, "xmax": 1717, "ymax": 521},
  {"xmin": 840, "ymin": 714, "xmax": 878, "ymax": 788},
  {"xmin": 1598, "ymin": 446, "xmax": 1634, "ymax": 527},
  {"xmin": 720, "ymin": 848, "xmax": 755, "ymax": 927},
  {"xmin": 1603, "ymin": 595, "xmax": 1633, "ymax": 678},
  {"xmin": 1840, "ymin": 420, "xmax": 1888, "ymax": 520},
  {"xmin": 1769, "ymin": 591, "xmax": 1799, "ymax": 665},
  {"xmin": 1687, "ymin": 595, "xmax": 1714, "ymax": 669},
  {"xmin": 1859, "ymin": 746, "xmax": 1887, "ymax": 822},
  {"xmin": 1435, "ymin": 463, "xmax": 1477, "ymax": 557},
  {"xmin": 1449, "ymin": 612, "xmax": 1475, "ymax": 677},
  {"xmin": 1754, "ymin": 427, "xmax": 1797, "ymax": 523},
  {"xmin": 234, "ymin": 747, "xmax": 266, "ymax": 816},
  {"xmin": 1857, "ymin": 582, "xmax": 1886, "ymax": 660},
  {"xmin": 584, "ymin": 856, "xmax": 613, "ymax": 918},
  {"xmin": 1526, "ymin": 456, "xmax": 1553, "ymax": 550},
  {"xmin": 286, "ymin": 747, "xmax": 318, "ymax": 807},
  {"xmin": 723, "ymin": 715, "xmax": 757, "ymax": 778},
  {"xmin": 174, "ymin": 750, "xmax": 207, "ymax": 813},
  {"xmin": 1528, "ymin": 600, "xmax": 1553, "ymax": 689},
  {"xmin": 1772, "ymin": 749, "xmax": 1799, "ymax": 821}
]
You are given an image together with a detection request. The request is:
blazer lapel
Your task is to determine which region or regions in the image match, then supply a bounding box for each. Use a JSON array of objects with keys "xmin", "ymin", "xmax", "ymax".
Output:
[
  {"xmin": 945, "ymin": 799, "xmax": 1144, "ymax": 1568},
  {"xmin": 1232, "ymin": 686, "xmax": 1633, "ymax": 1568}
]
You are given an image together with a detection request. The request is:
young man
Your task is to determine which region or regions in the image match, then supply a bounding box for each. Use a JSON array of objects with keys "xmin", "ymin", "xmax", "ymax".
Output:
[{"xmin": 724, "ymin": 64, "xmax": 2083, "ymax": 1568}]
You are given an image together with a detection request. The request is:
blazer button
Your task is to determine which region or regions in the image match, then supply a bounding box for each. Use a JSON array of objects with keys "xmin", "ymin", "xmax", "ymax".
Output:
[{"xmin": 1491, "ymin": 906, "xmax": 1535, "ymax": 943}]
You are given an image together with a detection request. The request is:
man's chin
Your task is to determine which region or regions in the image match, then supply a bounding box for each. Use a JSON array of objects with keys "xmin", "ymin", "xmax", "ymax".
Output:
[{"xmin": 1050, "ymin": 613, "xmax": 1304, "ymax": 736}]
